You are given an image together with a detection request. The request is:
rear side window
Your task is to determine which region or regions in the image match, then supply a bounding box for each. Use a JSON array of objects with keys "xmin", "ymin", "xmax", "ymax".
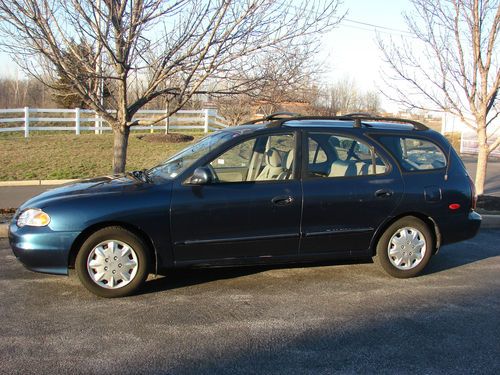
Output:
[
  {"xmin": 377, "ymin": 136, "xmax": 446, "ymax": 171},
  {"xmin": 307, "ymin": 133, "xmax": 388, "ymax": 178},
  {"xmin": 308, "ymin": 139, "xmax": 328, "ymax": 164}
]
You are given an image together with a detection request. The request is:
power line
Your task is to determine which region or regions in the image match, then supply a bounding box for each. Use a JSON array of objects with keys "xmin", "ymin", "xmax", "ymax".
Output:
[
  {"xmin": 284, "ymin": 2, "xmax": 415, "ymax": 38},
  {"xmin": 337, "ymin": 22, "xmax": 418, "ymax": 39},
  {"xmin": 343, "ymin": 18, "xmax": 414, "ymax": 36}
]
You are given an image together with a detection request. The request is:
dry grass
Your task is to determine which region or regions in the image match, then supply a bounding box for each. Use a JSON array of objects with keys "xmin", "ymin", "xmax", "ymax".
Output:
[{"xmin": 0, "ymin": 132, "xmax": 202, "ymax": 180}]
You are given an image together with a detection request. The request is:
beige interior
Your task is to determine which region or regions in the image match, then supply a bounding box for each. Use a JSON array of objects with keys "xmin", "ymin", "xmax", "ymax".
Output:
[
  {"xmin": 329, "ymin": 160, "xmax": 387, "ymax": 177},
  {"xmin": 256, "ymin": 148, "xmax": 285, "ymax": 180}
]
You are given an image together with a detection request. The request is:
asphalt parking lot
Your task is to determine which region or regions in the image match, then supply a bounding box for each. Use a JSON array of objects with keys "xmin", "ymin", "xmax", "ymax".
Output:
[{"xmin": 1, "ymin": 230, "xmax": 499, "ymax": 375}]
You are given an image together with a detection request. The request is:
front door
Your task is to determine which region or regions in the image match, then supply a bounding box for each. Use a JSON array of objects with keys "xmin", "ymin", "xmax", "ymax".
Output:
[
  {"xmin": 300, "ymin": 131, "xmax": 404, "ymax": 256},
  {"xmin": 170, "ymin": 131, "xmax": 302, "ymax": 263}
]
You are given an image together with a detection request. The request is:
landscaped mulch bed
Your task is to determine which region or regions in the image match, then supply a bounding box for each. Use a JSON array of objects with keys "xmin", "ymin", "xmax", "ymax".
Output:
[
  {"xmin": 136, "ymin": 133, "xmax": 194, "ymax": 143},
  {"xmin": 0, "ymin": 215, "xmax": 12, "ymax": 224},
  {"xmin": 477, "ymin": 195, "xmax": 500, "ymax": 212},
  {"xmin": 0, "ymin": 208, "xmax": 15, "ymax": 224}
]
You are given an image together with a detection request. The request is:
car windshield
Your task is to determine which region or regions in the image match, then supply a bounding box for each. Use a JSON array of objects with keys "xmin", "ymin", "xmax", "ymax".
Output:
[{"xmin": 147, "ymin": 131, "xmax": 236, "ymax": 180}]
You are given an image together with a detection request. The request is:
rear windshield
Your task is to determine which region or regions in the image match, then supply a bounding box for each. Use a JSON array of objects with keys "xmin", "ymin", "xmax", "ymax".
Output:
[{"xmin": 376, "ymin": 136, "xmax": 446, "ymax": 171}]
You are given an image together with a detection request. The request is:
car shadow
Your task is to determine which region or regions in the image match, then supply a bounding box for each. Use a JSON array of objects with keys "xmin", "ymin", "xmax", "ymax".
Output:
[
  {"xmin": 137, "ymin": 230, "xmax": 499, "ymax": 295},
  {"xmin": 423, "ymin": 229, "xmax": 500, "ymax": 275},
  {"xmin": 138, "ymin": 258, "xmax": 372, "ymax": 296}
]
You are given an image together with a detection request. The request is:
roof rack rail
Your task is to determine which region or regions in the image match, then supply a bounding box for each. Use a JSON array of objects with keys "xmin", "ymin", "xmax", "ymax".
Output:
[
  {"xmin": 242, "ymin": 112, "xmax": 301, "ymax": 125},
  {"xmin": 267, "ymin": 114, "xmax": 429, "ymax": 131},
  {"xmin": 342, "ymin": 112, "xmax": 380, "ymax": 118}
]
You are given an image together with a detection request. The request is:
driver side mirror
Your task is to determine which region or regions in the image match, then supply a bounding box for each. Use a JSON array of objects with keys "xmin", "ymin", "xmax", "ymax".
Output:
[{"xmin": 188, "ymin": 166, "xmax": 213, "ymax": 185}]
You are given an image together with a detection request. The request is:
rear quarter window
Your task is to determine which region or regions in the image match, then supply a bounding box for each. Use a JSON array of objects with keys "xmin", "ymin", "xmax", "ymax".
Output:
[{"xmin": 377, "ymin": 136, "xmax": 447, "ymax": 171}]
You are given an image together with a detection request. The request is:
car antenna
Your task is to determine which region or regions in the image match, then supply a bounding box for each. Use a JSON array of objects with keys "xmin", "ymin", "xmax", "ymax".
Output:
[{"xmin": 444, "ymin": 113, "xmax": 455, "ymax": 181}]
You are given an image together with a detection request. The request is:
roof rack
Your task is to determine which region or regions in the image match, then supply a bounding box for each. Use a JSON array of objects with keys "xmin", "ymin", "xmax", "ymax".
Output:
[
  {"xmin": 245, "ymin": 112, "xmax": 429, "ymax": 131},
  {"xmin": 242, "ymin": 112, "xmax": 301, "ymax": 125}
]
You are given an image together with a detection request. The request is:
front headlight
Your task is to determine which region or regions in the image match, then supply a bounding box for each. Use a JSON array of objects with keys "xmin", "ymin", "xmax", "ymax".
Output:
[{"xmin": 17, "ymin": 209, "xmax": 51, "ymax": 227}]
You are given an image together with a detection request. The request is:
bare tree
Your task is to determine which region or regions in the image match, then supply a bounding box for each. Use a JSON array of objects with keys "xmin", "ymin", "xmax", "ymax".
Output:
[
  {"xmin": 0, "ymin": 77, "xmax": 54, "ymax": 108},
  {"xmin": 378, "ymin": 0, "xmax": 500, "ymax": 194},
  {"xmin": 361, "ymin": 90, "xmax": 381, "ymax": 113},
  {"xmin": 244, "ymin": 46, "xmax": 323, "ymax": 115},
  {"xmin": 216, "ymin": 94, "xmax": 254, "ymax": 125},
  {"xmin": 312, "ymin": 77, "xmax": 382, "ymax": 115},
  {"xmin": 326, "ymin": 77, "xmax": 359, "ymax": 114},
  {"xmin": 0, "ymin": 0, "xmax": 343, "ymax": 173},
  {"xmin": 215, "ymin": 46, "xmax": 331, "ymax": 123}
]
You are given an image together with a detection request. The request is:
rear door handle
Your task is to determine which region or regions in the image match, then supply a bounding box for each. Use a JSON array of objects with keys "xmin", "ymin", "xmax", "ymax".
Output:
[
  {"xmin": 271, "ymin": 195, "xmax": 294, "ymax": 206},
  {"xmin": 375, "ymin": 189, "xmax": 394, "ymax": 198}
]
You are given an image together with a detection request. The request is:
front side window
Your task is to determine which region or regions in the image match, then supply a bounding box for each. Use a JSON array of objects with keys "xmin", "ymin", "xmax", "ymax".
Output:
[
  {"xmin": 307, "ymin": 133, "xmax": 388, "ymax": 178},
  {"xmin": 377, "ymin": 136, "xmax": 446, "ymax": 171},
  {"xmin": 148, "ymin": 131, "xmax": 236, "ymax": 180},
  {"xmin": 208, "ymin": 133, "xmax": 296, "ymax": 183}
]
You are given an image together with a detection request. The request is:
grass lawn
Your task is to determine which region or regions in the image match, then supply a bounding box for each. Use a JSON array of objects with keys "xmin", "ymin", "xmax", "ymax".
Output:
[{"xmin": 0, "ymin": 132, "xmax": 202, "ymax": 181}]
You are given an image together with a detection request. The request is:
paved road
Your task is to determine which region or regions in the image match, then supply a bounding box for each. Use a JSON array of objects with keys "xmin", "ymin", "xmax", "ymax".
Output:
[
  {"xmin": 462, "ymin": 155, "xmax": 500, "ymax": 196},
  {"xmin": 1, "ymin": 230, "xmax": 499, "ymax": 374},
  {"xmin": 0, "ymin": 185, "xmax": 59, "ymax": 209}
]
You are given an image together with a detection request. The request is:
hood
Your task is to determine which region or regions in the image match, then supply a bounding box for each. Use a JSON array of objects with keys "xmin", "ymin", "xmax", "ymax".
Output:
[{"xmin": 19, "ymin": 174, "xmax": 148, "ymax": 210}]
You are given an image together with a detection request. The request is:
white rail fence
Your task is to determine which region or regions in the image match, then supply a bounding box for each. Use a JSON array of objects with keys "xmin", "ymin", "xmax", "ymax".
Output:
[
  {"xmin": 460, "ymin": 131, "xmax": 500, "ymax": 158},
  {"xmin": 441, "ymin": 112, "xmax": 500, "ymax": 157},
  {"xmin": 0, "ymin": 107, "xmax": 229, "ymax": 137}
]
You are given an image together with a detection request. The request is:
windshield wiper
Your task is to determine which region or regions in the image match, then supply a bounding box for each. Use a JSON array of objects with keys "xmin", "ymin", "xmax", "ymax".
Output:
[{"xmin": 129, "ymin": 169, "xmax": 152, "ymax": 183}]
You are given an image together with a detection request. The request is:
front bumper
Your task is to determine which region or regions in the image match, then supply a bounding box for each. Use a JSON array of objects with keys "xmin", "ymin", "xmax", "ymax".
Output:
[{"xmin": 8, "ymin": 222, "xmax": 80, "ymax": 275}]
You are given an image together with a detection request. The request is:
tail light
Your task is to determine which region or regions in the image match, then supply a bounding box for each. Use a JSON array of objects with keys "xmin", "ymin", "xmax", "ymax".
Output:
[{"xmin": 468, "ymin": 176, "xmax": 477, "ymax": 210}]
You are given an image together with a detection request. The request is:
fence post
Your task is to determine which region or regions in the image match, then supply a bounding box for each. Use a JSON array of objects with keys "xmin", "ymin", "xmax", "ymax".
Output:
[
  {"xmin": 165, "ymin": 110, "xmax": 170, "ymax": 134},
  {"xmin": 24, "ymin": 106, "xmax": 30, "ymax": 138},
  {"xmin": 75, "ymin": 108, "xmax": 81, "ymax": 135},
  {"xmin": 204, "ymin": 108, "xmax": 209, "ymax": 133},
  {"xmin": 204, "ymin": 108, "xmax": 217, "ymax": 133},
  {"xmin": 94, "ymin": 111, "xmax": 100, "ymax": 134}
]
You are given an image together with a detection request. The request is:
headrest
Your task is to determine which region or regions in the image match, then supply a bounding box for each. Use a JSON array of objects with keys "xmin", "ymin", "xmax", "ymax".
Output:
[
  {"xmin": 330, "ymin": 137, "xmax": 340, "ymax": 147},
  {"xmin": 265, "ymin": 148, "xmax": 282, "ymax": 167}
]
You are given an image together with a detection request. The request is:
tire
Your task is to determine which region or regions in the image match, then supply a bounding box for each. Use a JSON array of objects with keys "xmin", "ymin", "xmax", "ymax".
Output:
[
  {"xmin": 374, "ymin": 216, "xmax": 434, "ymax": 278},
  {"xmin": 75, "ymin": 227, "xmax": 150, "ymax": 297}
]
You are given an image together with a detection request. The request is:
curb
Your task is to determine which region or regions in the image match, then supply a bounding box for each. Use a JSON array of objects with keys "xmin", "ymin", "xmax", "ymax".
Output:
[
  {"xmin": 1, "ymin": 215, "xmax": 499, "ymax": 239},
  {"xmin": 0, "ymin": 179, "xmax": 77, "ymax": 187},
  {"xmin": 481, "ymin": 215, "xmax": 500, "ymax": 229}
]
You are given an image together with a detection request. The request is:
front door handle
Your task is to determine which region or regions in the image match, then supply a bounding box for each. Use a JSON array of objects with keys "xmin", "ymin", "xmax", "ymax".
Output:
[
  {"xmin": 271, "ymin": 195, "xmax": 294, "ymax": 206},
  {"xmin": 375, "ymin": 189, "xmax": 394, "ymax": 198}
]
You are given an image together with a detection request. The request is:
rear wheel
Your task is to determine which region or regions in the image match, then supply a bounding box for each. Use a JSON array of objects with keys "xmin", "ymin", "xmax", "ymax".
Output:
[
  {"xmin": 75, "ymin": 227, "xmax": 150, "ymax": 297},
  {"xmin": 375, "ymin": 216, "xmax": 434, "ymax": 278}
]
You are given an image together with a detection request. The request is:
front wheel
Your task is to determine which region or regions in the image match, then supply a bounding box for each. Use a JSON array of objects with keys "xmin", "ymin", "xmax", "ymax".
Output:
[
  {"xmin": 75, "ymin": 227, "xmax": 150, "ymax": 297},
  {"xmin": 375, "ymin": 216, "xmax": 434, "ymax": 278}
]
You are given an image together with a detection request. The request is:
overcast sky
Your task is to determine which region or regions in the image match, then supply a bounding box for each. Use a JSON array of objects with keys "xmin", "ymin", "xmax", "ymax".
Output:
[{"xmin": 0, "ymin": 0, "xmax": 414, "ymax": 111}]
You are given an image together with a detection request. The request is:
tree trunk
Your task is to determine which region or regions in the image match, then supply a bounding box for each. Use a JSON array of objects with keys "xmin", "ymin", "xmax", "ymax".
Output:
[
  {"xmin": 112, "ymin": 126, "xmax": 130, "ymax": 174},
  {"xmin": 475, "ymin": 126, "xmax": 488, "ymax": 195}
]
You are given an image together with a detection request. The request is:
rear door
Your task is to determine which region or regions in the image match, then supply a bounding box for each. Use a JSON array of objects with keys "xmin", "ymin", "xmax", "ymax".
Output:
[{"xmin": 300, "ymin": 131, "xmax": 404, "ymax": 256}]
